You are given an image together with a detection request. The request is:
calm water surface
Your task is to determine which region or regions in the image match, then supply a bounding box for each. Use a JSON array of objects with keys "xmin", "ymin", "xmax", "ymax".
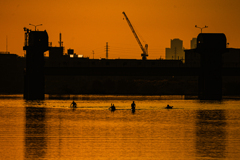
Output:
[{"xmin": 0, "ymin": 95, "xmax": 240, "ymax": 160}]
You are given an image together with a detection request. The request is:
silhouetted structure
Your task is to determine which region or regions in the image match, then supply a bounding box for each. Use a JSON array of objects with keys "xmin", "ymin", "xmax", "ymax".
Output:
[
  {"xmin": 49, "ymin": 47, "xmax": 64, "ymax": 60},
  {"xmin": 123, "ymin": 12, "xmax": 148, "ymax": 60},
  {"xmin": 0, "ymin": 53, "xmax": 25, "ymax": 93},
  {"xmin": 23, "ymin": 28, "xmax": 49, "ymax": 100},
  {"xmin": 195, "ymin": 33, "xmax": 226, "ymax": 100},
  {"xmin": 165, "ymin": 39, "xmax": 185, "ymax": 62},
  {"xmin": 0, "ymin": 30, "xmax": 234, "ymax": 99},
  {"xmin": 191, "ymin": 38, "xmax": 197, "ymax": 49}
]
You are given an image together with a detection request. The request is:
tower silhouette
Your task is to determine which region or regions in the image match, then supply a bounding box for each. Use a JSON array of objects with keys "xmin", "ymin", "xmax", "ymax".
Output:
[
  {"xmin": 23, "ymin": 28, "xmax": 49, "ymax": 100},
  {"xmin": 196, "ymin": 33, "xmax": 227, "ymax": 100}
]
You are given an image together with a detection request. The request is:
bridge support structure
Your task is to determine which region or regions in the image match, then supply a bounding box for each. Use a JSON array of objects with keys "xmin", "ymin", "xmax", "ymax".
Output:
[
  {"xmin": 196, "ymin": 33, "xmax": 227, "ymax": 100},
  {"xmin": 23, "ymin": 28, "xmax": 49, "ymax": 100}
]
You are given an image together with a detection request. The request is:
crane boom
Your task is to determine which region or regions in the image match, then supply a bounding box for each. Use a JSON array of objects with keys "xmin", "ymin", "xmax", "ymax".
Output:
[{"xmin": 122, "ymin": 12, "xmax": 148, "ymax": 60}]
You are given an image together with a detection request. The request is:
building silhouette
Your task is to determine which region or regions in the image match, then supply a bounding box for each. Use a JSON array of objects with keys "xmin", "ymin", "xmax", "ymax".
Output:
[
  {"xmin": 185, "ymin": 39, "xmax": 240, "ymax": 68},
  {"xmin": 165, "ymin": 38, "xmax": 185, "ymax": 62},
  {"xmin": 1, "ymin": 31, "xmax": 240, "ymax": 98},
  {"xmin": 191, "ymin": 38, "xmax": 197, "ymax": 49},
  {"xmin": 185, "ymin": 33, "xmax": 240, "ymax": 98}
]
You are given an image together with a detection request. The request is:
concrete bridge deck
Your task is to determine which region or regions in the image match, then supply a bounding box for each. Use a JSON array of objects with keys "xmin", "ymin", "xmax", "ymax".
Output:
[{"xmin": 44, "ymin": 67, "xmax": 240, "ymax": 76}]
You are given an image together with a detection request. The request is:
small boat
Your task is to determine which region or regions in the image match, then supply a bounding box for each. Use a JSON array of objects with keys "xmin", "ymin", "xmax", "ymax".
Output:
[{"xmin": 165, "ymin": 105, "xmax": 173, "ymax": 109}]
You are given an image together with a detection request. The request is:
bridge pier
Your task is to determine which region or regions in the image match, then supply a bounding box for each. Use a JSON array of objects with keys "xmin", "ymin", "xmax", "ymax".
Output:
[
  {"xmin": 23, "ymin": 28, "xmax": 49, "ymax": 100},
  {"xmin": 21, "ymin": 30, "xmax": 229, "ymax": 100},
  {"xmin": 197, "ymin": 33, "xmax": 227, "ymax": 100}
]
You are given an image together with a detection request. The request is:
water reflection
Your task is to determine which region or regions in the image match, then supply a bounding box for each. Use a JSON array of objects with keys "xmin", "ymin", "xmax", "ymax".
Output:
[
  {"xmin": 15, "ymin": 97, "xmax": 240, "ymax": 159},
  {"xmin": 131, "ymin": 109, "xmax": 135, "ymax": 114},
  {"xmin": 196, "ymin": 110, "xmax": 226, "ymax": 158},
  {"xmin": 24, "ymin": 107, "xmax": 47, "ymax": 159}
]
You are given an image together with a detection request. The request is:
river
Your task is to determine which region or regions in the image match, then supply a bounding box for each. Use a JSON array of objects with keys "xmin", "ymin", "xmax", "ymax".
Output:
[{"xmin": 0, "ymin": 95, "xmax": 240, "ymax": 159}]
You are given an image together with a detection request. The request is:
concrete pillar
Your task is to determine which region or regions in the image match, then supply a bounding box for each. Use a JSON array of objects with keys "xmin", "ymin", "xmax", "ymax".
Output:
[
  {"xmin": 197, "ymin": 33, "xmax": 226, "ymax": 100},
  {"xmin": 23, "ymin": 30, "xmax": 49, "ymax": 100}
]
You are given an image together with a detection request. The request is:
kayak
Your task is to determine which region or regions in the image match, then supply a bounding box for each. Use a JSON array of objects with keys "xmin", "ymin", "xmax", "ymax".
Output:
[
  {"xmin": 70, "ymin": 104, "xmax": 77, "ymax": 108},
  {"xmin": 165, "ymin": 105, "xmax": 173, "ymax": 109}
]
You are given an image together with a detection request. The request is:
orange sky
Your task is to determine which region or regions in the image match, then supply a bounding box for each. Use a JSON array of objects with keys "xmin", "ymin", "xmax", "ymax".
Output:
[{"xmin": 1, "ymin": 0, "xmax": 240, "ymax": 59}]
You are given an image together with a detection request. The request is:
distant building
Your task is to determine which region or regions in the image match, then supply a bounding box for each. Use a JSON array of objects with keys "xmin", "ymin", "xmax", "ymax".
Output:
[
  {"xmin": 0, "ymin": 51, "xmax": 10, "ymax": 54},
  {"xmin": 222, "ymin": 48, "xmax": 240, "ymax": 67},
  {"xmin": 191, "ymin": 38, "xmax": 197, "ymax": 49},
  {"xmin": 165, "ymin": 38, "xmax": 185, "ymax": 62},
  {"xmin": 49, "ymin": 47, "xmax": 64, "ymax": 60}
]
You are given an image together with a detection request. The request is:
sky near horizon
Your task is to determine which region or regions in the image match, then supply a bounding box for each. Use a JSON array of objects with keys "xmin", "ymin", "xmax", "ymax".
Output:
[{"xmin": 1, "ymin": 0, "xmax": 240, "ymax": 59}]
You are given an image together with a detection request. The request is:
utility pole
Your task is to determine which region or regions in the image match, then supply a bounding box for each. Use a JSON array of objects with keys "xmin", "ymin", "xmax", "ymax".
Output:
[
  {"xmin": 195, "ymin": 25, "xmax": 208, "ymax": 33},
  {"xmin": 92, "ymin": 50, "xmax": 94, "ymax": 59},
  {"xmin": 106, "ymin": 42, "xmax": 108, "ymax": 59},
  {"xmin": 59, "ymin": 33, "xmax": 63, "ymax": 47},
  {"xmin": 6, "ymin": 36, "xmax": 8, "ymax": 54}
]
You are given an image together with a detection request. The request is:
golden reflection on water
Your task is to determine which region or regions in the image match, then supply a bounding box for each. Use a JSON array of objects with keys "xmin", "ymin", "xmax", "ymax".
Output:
[
  {"xmin": 0, "ymin": 106, "xmax": 25, "ymax": 160},
  {"xmin": 0, "ymin": 96, "xmax": 240, "ymax": 159},
  {"xmin": 24, "ymin": 108, "xmax": 196, "ymax": 159},
  {"xmin": 196, "ymin": 110, "xmax": 226, "ymax": 159}
]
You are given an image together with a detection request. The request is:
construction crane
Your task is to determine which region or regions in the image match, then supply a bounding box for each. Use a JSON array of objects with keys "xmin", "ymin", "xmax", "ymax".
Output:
[{"xmin": 122, "ymin": 12, "xmax": 148, "ymax": 60}]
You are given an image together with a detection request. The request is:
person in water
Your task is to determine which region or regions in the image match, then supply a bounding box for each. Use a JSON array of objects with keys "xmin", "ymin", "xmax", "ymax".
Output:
[
  {"xmin": 109, "ymin": 103, "xmax": 116, "ymax": 111},
  {"xmin": 71, "ymin": 100, "xmax": 77, "ymax": 108},
  {"xmin": 166, "ymin": 104, "xmax": 173, "ymax": 109},
  {"xmin": 131, "ymin": 101, "xmax": 136, "ymax": 110}
]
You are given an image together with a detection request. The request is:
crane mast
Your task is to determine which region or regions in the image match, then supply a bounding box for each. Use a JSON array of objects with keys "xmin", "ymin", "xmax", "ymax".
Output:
[{"xmin": 122, "ymin": 12, "xmax": 148, "ymax": 60}]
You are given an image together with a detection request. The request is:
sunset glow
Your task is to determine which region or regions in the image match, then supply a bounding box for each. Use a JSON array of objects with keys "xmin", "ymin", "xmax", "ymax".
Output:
[{"xmin": 1, "ymin": 0, "xmax": 240, "ymax": 59}]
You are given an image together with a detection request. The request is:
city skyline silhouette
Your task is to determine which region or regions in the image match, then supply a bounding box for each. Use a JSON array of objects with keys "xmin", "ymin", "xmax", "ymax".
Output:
[
  {"xmin": 1, "ymin": 1, "xmax": 240, "ymax": 158},
  {"xmin": 0, "ymin": 29, "xmax": 239, "ymax": 99},
  {"xmin": 1, "ymin": 0, "xmax": 240, "ymax": 59}
]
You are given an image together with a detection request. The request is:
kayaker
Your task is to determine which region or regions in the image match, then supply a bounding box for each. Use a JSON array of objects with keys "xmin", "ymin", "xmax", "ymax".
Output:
[
  {"xmin": 71, "ymin": 100, "xmax": 77, "ymax": 108},
  {"xmin": 109, "ymin": 103, "xmax": 116, "ymax": 111}
]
